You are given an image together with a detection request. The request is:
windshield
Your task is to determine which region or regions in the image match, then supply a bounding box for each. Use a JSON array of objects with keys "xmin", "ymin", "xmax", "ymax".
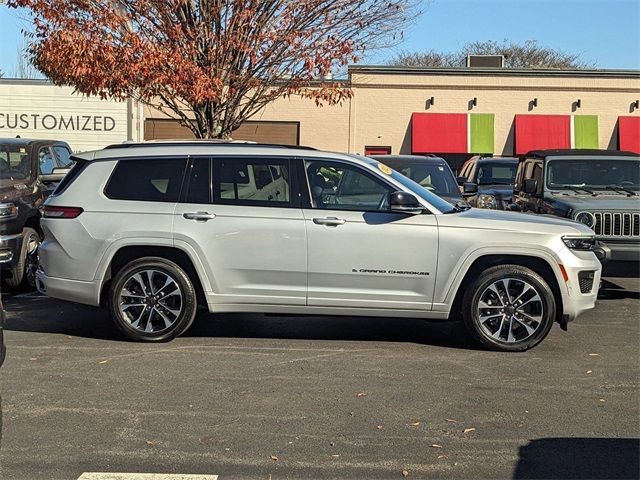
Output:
[
  {"xmin": 476, "ymin": 162, "xmax": 517, "ymax": 186},
  {"xmin": 357, "ymin": 156, "xmax": 455, "ymax": 213},
  {"xmin": 0, "ymin": 144, "xmax": 32, "ymax": 181},
  {"xmin": 389, "ymin": 169, "xmax": 456, "ymax": 213},
  {"xmin": 547, "ymin": 158, "xmax": 640, "ymax": 191},
  {"xmin": 380, "ymin": 161, "xmax": 459, "ymax": 197}
]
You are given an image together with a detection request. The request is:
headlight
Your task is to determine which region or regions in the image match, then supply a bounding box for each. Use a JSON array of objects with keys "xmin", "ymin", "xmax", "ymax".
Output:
[
  {"xmin": 562, "ymin": 235, "xmax": 595, "ymax": 250},
  {"xmin": 574, "ymin": 211, "xmax": 595, "ymax": 228},
  {"xmin": 0, "ymin": 203, "xmax": 18, "ymax": 221},
  {"xmin": 477, "ymin": 194, "xmax": 497, "ymax": 209}
]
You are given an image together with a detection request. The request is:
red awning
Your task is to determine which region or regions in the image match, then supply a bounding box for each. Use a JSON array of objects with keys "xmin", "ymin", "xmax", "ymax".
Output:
[
  {"xmin": 514, "ymin": 115, "xmax": 570, "ymax": 155},
  {"xmin": 618, "ymin": 116, "xmax": 640, "ymax": 153},
  {"xmin": 412, "ymin": 113, "xmax": 467, "ymax": 154}
]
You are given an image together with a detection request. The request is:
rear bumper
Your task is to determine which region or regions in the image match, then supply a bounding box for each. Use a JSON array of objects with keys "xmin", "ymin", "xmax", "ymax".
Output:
[
  {"xmin": 0, "ymin": 232, "xmax": 24, "ymax": 269},
  {"xmin": 36, "ymin": 270, "xmax": 101, "ymax": 307}
]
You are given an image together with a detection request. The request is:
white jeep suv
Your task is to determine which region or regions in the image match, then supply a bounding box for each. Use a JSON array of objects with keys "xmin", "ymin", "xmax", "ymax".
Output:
[{"xmin": 36, "ymin": 142, "xmax": 601, "ymax": 351}]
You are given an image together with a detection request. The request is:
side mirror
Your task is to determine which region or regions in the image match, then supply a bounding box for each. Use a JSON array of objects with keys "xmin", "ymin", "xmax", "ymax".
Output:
[
  {"xmin": 523, "ymin": 179, "xmax": 538, "ymax": 195},
  {"xmin": 463, "ymin": 182, "xmax": 478, "ymax": 195},
  {"xmin": 40, "ymin": 167, "xmax": 70, "ymax": 183},
  {"xmin": 456, "ymin": 176, "xmax": 466, "ymax": 186},
  {"xmin": 389, "ymin": 191, "xmax": 424, "ymax": 215}
]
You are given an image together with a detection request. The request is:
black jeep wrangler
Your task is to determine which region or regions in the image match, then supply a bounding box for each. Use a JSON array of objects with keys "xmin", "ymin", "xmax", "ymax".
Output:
[
  {"xmin": 513, "ymin": 149, "xmax": 639, "ymax": 270},
  {"xmin": 0, "ymin": 138, "xmax": 73, "ymax": 290}
]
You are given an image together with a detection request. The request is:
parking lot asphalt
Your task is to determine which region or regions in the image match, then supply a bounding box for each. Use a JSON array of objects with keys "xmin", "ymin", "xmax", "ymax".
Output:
[{"xmin": 0, "ymin": 277, "xmax": 638, "ymax": 480}]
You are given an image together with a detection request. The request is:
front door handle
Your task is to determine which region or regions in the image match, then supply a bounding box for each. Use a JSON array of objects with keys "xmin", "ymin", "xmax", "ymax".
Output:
[
  {"xmin": 313, "ymin": 217, "xmax": 346, "ymax": 226},
  {"xmin": 183, "ymin": 211, "xmax": 216, "ymax": 221}
]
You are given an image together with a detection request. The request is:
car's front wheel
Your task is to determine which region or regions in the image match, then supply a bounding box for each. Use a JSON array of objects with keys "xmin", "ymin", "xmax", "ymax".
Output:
[
  {"xmin": 462, "ymin": 264, "xmax": 556, "ymax": 351},
  {"xmin": 109, "ymin": 257, "xmax": 198, "ymax": 342}
]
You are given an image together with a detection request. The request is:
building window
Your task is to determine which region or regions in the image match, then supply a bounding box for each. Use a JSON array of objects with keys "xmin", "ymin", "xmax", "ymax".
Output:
[{"xmin": 364, "ymin": 146, "xmax": 391, "ymax": 156}]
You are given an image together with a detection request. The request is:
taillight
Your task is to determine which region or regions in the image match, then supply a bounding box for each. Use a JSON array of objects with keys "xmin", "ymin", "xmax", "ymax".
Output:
[{"xmin": 43, "ymin": 206, "xmax": 84, "ymax": 219}]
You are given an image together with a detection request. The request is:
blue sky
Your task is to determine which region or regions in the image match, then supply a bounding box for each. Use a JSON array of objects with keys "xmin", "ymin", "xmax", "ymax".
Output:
[{"xmin": 1, "ymin": 0, "xmax": 639, "ymax": 77}]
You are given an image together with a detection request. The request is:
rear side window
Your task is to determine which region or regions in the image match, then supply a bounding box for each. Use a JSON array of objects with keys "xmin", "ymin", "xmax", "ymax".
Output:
[
  {"xmin": 105, "ymin": 158, "xmax": 187, "ymax": 202},
  {"xmin": 52, "ymin": 158, "xmax": 88, "ymax": 196},
  {"xmin": 213, "ymin": 157, "xmax": 291, "ymax": 206}
]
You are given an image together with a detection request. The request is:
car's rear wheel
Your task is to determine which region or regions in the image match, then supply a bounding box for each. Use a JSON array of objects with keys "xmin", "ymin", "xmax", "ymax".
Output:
[
  {"xmin": 462, "ymin": 264, "xmax": 556, "ymax": 352},
  {"xmin": 109, "ymin": 257, "xmax": 197, "ymax": 342},
  {"xmin": 6, "ymin": 227, "xmax": 41, "ymax": 291}
]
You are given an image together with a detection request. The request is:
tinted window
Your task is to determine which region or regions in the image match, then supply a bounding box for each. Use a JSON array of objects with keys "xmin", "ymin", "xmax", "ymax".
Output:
[
  {"xmin": 184, "ymin": 158, "xmax": 211, "ymax": 204},
  {"xmin": 385, "ymin": 162, "xmax": 458, "ymax": 196},
  {"xmin": 53, "ymin": 146, "xmax": 73, "ymax": 168},
  {"xmin": 105, "ymin": 158, "xmax": 187, "ymax": 202},
  {"xmin": 305, "ymin": 160, "xmax": 394, "ymax": 211},
  {"xmin": 39, "ymin": 147, "xmax": 55, "ymax": 175},
  {"xmin": 213, "ymin": 157, "xmax": 291, "ymax": 206},
  {"xmin": 0, "ymin": 144, "xmax": 31, "ymax": 180},
  {"xmin": 476, "ymin": 162, "xmax": 517, "ymax": 185},
  {"xmin": 546, "ymin": 159, "xmax": 640, "ymax": 190}
]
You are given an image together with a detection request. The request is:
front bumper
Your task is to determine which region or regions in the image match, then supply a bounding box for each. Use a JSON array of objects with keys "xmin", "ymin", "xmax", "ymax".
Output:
[
  {"xmin": 556, "ymin": 248, "xmax": 602, "ymax": 324},
  {"xmin": 601, "ymin": 241, "xmax": 640, "ymax": 263},
  {"xmin": 0, "ymin": 232, "xmax": 24, "ymax": 269}
]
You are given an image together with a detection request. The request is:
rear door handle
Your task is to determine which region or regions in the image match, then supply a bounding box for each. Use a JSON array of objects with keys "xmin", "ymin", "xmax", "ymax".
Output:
[
  {"xmin": 313, "ymin": 217, "xmax": 346, "ymax": 226},
  {"xmin": 183, "ymin": 211, "xmax": 216, "ymax": 221}
]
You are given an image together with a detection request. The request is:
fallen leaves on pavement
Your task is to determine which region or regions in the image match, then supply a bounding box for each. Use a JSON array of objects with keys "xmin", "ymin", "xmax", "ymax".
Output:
[
  {"xmin": 401, "ymin": 468, "xmax": 409, "ymax": 477},
  {"xmin": 430, "ymin": 444, "xmax": 442, "ymax": 448},
  {"xmin": 270, "ymin": 455, "xmax": 279, "ymax": 461},
  {"xmin": 463, "ymin": 428, "xmax": 476, "ymax": 434},
  {"xmin": 356, "ymin": 392, "xmax": 367, "ymax": 397}
]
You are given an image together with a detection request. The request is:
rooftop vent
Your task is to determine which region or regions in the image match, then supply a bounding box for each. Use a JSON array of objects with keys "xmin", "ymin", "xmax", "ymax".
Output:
[{"xmin": 466, "ymin": 55, "xmax": 505, "ymax": 68}]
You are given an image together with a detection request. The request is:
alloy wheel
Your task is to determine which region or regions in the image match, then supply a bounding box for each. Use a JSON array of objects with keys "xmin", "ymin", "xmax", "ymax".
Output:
[
  {"xmin": 476, "ymin": 277, "xmax": 544, "ymax": 343},
  {"xmin": 118, "ymin": 269, "xmax": 184, "ymax": 334}
]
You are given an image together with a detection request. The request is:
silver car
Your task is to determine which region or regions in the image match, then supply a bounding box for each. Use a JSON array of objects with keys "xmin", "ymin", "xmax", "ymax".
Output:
[{"xmin": 36, "ymin": 142, "xmax": 601, "ymax": 351}]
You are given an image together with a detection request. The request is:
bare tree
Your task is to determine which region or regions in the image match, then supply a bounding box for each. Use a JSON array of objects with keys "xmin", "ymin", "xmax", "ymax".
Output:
[
  {"xmin": 390, "ymin": 39, "xmax": 596, "ymax": 69},
  {"xmin": 12, "ymin": 39, "xmax": 43, "ymax": 79}
]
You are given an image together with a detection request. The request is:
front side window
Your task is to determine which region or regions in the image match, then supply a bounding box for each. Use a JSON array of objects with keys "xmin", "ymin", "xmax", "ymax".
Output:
[
  {"xmin": 105, "ymin": 158, "xmax": 187, "ymax": 202},
  {"xmin": 213, "ymin": 157, "xmax": 291, "ymax": 206},
  {"xmin": 305, "ymin": 160, "xmax": 394, "ymax": 211}
]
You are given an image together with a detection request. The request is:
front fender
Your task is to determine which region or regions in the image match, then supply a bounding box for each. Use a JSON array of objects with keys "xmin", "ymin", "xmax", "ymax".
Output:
[{"xmin": 433, "ymin": 244, "xmax": 568, "ymax": 312}]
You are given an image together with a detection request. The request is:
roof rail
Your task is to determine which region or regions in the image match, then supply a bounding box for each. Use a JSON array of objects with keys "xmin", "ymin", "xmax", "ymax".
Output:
[{"xmin": 103, "ymin": 141, "xmax": 317, "ymax": 151}]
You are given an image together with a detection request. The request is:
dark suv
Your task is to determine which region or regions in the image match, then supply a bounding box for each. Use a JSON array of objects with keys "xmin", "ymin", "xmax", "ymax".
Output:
[
  {"xmin": 0, "ymin": 138, "xmax": 73, "ymax": 289},
  {"xmin": 457, "ymin": 156, "xmax": 519, "ymax": 209},
  {"xmin": 370, "ymin": 155, "xmax": 465, "ymax": 206},
  {"xmin": 513, "ymin": 149, "xmax": 639, "ymax": 267}
]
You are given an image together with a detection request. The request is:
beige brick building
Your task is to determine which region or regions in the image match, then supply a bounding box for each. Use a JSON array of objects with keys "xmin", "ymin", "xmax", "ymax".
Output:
[{"xmin": 145, "ymin": 66, "xmax": 640, "ymax": 168}]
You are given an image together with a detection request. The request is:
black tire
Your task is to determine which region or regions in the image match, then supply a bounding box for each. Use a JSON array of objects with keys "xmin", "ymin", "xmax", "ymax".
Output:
[
  {"xmin": 462, "ymin": 264, "xmax": 556, "ymax": 352},
  {"xmin": 109, "ymin": 257, "xmax": 197, "ymax": 342},
  {"xmin": 5, "ymin": 227, "xmax": 41, "ymax": 291}
]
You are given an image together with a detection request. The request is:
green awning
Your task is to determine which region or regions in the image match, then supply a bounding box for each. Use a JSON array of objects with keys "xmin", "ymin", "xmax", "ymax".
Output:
[
  {"xmin": 573, "ymin": 115, "xmax": 599, "ymax": 149},
  {"xmin": 469, "ymin": 113, "xmax": 495, "ymax": 154}
]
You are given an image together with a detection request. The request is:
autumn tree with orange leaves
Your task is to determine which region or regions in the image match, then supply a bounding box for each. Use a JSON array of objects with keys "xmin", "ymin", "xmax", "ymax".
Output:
[{"xmin": 8, "ymin": 0, "xmax": 418, "ymax": 138}]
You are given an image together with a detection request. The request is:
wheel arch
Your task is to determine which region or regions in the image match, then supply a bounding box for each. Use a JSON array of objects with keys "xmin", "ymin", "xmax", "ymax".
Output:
[
  {"xmin": 99, "ymin": 245, "xmax": 208, "ymax": 307},
  {"xmin": 448, "ymin": 254, "xmax": 564, "ymax": 324}
]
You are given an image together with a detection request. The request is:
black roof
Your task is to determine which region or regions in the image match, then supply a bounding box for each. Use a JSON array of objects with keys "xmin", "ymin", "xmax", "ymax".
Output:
[
  {"xmin": 526, "ymin": 149, "xmax": 639, "ymax": 159},
  {"xmin": 0, "ymin": 137, "xmax": 67, "ymax": 146},
  {"xmin": 474, "ymin": 156, "xmax": 519, "ymax": 164}
]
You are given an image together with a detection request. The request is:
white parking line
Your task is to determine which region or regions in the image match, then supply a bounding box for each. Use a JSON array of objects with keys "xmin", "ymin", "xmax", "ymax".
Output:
[{"xmin": 78, "ymin": 474, "xmax": 218, "ymax": 480}]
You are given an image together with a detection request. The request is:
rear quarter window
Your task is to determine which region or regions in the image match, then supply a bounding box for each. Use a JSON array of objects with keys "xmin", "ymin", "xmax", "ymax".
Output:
[{"xmin": 105, "ymin": 158, "xmax": 188, "ymax": 202}]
